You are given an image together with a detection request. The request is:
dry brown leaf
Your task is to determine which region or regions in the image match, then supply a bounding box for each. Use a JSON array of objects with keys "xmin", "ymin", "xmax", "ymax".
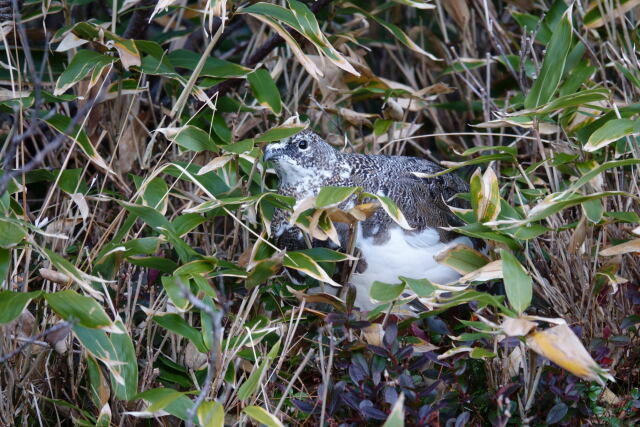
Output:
[
  {"xmin": 197, "ymin": 154, "xmax": 234, "ymax": 175},
  {"xmin": 286, "ymin": 285, "xmax": 346, "ymax": 312},
  {"xmin": 183, "ymin": 340, "xmax": 208, "ymax": 370},
  {"xmin": 458, "ymin": 260, "xmax": 503, "ymax": 283},
  {"xmin": 501, "ymin": 317, "xmax": 537, "ymax": 337},
  {"xmin": 383, "ymin": 99, "xmax": 404, "ymax": 121},
  {"xmin": 45, "ymin": 321, "xmax": 72, "ymax": 354},
  {"xmin": 568, "ymin": 216, "xmax": 588, "ymax": 255},
  {"xmin": 363, "ymin": 324, "xmax": 384, "ymax": 346},
  {"xmin": 443, "ymin": 0, "xmax": 470, "ymax": 29},
  {"xmin": 40, "ymin": 268, "xmax": 71, "ymax": 285},
  {"xmin": 600, "ymin": 238, "xmax": 640, "ymax": 256},
  {"xmin": 339, "ymin": 107, "xmax": 376, "ymax": 127}
]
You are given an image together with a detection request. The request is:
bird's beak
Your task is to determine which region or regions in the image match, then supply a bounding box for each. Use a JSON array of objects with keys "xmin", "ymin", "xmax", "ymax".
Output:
[
  {"xmin": 263, "ymin": 142, "xmax": 284, "ymax": 162},
  {"xmin": 263, "ymin": 145, "xmax": 274, "ymax": 162}
]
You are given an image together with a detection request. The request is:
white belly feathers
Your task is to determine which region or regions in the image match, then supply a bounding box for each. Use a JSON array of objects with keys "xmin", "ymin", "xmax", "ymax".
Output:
[{"xmin": 350, "ymin": 225, "xmax": 473, "ymax": 311}]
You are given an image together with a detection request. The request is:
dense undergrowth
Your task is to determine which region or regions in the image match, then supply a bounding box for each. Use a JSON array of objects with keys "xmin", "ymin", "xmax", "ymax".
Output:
[{"xmin": 1, "ymin": 0, "xmax": 639, "ymax": 425}]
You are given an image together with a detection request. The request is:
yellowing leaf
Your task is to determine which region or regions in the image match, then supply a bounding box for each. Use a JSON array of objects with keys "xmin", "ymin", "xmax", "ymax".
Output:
[
  {"xmin": 240, "ymin": 11, "xmax": 323, "ymax": 79},
  {"xmin": 526, "ymin": 324, "xmax": 614, "ymax": 385},
  {"xmin": 435, "ymin": 243, "xmax": 490, "ymax": 274},
  {"xmin": 364, "ymin": 193, "xmax": 412, "ymax": 230},
  {"xmin": 113, "ymin": 40, "xmax": 141, "ymax": 70},
  {"xmin": 283, "ymin": 252, "xmax": 341, "ymax": 287},
  {"xmin": 584, "ymin": 0, "xmax": 640, "ymax": 28},
  {"xmin": 198, "ymin": 401, "xmax": 225, "ymax": 427},
  {"xmin": 585, "ymin": 118, "xmax": 640, "ymax": 152},
  {"xmin": 243, "ymin": 406, "xmax": 284, "ymax": 427},
  {"xmin": 470, "ymin": 167, "xmax": 501, "ymax": 222},
  {"xmin": 458, "ymin": 260, "xmax": 503, "ymax": 283}
]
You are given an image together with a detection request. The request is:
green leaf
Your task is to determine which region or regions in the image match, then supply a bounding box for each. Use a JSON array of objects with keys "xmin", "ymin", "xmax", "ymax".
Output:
[
  {"xmin": 0, "ymin": 218, "xmax": 27, "ymax": 248},
  {"xmin": 399, "ymin": 276, "xmax": 436, "ymax": 298},
  {"xmin": 470, "ymin": 347, "xmax": 496, "ymax": 359},
  {"xmin": 500, "ymin": 249, "xmax": 532, "ymax": 314},
  {"xmin": 86, "ymin": 354, "xmax": 109, "ymax": 408},
  {"xmin": 524, "ymin": 6, "xmax": 573, "ymax": 109},
  {"xmin": 198, "ymin": 401, "xmax": 225, "ymax": 427},
  {"xmin": 54, "ymin": 50, "xmax": 116, "ymax": 95},
  {"xmin": 45, "ymin": 114, "xmax": 110, "ymax": 171},
  {"xmin": 142, "ymin": 177, "xmax": 169, "ymax": 211},
  {"xmin": 247, "ymin": 68, "xmax": 282, "ymax": 115},
  {"xmin": 74, "ymin": 326, "xmax": 131, "ymax": 397},
  {"xmin": 119, "ymin": 201, "xmax": 171, "ymax": 230},
  {"xmin": 152, "ymin": 313, "xmax": 208, "ymax": 353},
  {"xmin": 255, "ymin": 123, "xmax": 306, "ymax": 143},
  {"xmin": 127, "ymin": 256, "xmax": 178, "ymax": 273},
  {"xmin": 582, "ymin": 198, "xmax": 603, "ymax": 223},
  {"xmin": 136, "ymin": 388, "xmax": 193, "ymax": 421},
  {"xmin": 529, "ymin": 87, "xmax": 609, "ymax": 115},
  {"xmin": 585, "ymin": 119, "xmax": 639, "ymax": 152},
  {"xmin": 469, "ymin": 167, "xmax": 501, "ymax": 222},
  {"xmin": 44, "ymin": 290, "xmax": 114, "ymax": 329},
  {"xmin": 344, "ymin": 5, "xmax": 438, "ymax": 60},
  {"xmin": 316, "ymin": 186, "xmax": 360, "ymax": 208},
  {"xmin": 287, "ymin": 0, "xmax": 359, "ymax": 75},
  {"xmin": 172, "ymin": 214, "xmax": 206, "ymax": 236},
  {"xmin": 246, "ymin": 256, "xmax": 282, "ymax": 289},
  {"xmin": 363, "ymin": 193, "xmax": 412, "ymax": 230},
  {"xmin": 168, "ymin": 49, "xmax": 250, "ymax": 78},
  {"xmin": 110, "ymin": 319, "xmax": 138, "ymax": 400},
  {"xmin": 370, "ymin": 281, "xmax": 406, "ymax": 302},
  {"xmin": 237, "ymin": 340, "xmax": 281, "ymax": 401},
  {"xmin": 243, "ymin": 406, "xmax": 284, "ymax": 427},
  {"xmin": 156, "ymin": 125, "xmax": 218, "ymax": 152},
  {"xmin": 0, "ymin": 290, "xmax": 42, "ymax": 324},
  {"xmin": 283, "ymin": 251, "xmax": 340, "ymax": 287},
  {"xmin": 434, "ymin": 244, "xmax": 490, "ymax": 274},
  {"xmin": 0, "ymin": 248, "xmax": 10, "ymax": 286},
  {"xmin": 527, "ymin": 192, "xmax": 632, "ymax": 223},
  {"xmin": 161, "ymin": 276, "xmax": 190, "ymax": 311},
  {"xmin": 298, "ymin": 247, "xmax": 354, "ymax": 262}
]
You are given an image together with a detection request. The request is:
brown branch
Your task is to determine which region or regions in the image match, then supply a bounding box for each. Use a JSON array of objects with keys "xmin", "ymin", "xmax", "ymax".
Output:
[
  {"xmin": 204, "ymin": 0, "xmax": 334, "ymax": 101},
  {"xmin": 0, "ymin": 321, "xmax": 72, "ymax": 363},
  {"xmin": 123, "ymin": 0, "xmax": 156, "ymax": 39},
  {"xmin": 0, "ymin": 86, "xmax": 107, "ymax": 196}
]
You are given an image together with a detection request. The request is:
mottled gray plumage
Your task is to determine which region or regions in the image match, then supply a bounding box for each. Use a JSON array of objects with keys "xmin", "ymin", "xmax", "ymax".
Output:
[{"xmin": 264, "ymin": 130, "xmax": 475, "ymax": 310}]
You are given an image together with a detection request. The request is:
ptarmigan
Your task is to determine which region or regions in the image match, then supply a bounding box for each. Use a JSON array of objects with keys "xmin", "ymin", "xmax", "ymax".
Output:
[{"xmin": 264, "ymin": 130, "xmax": 477, "ymax": 310}]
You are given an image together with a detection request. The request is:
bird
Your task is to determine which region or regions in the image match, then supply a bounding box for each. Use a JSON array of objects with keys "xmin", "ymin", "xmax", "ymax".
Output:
[{"xmin": 263, "ymin": 130, "xmax": 477, "ymax": 311}]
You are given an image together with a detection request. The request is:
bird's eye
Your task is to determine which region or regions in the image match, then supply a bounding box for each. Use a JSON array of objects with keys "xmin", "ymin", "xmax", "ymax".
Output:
[{"xmin": 298, "ymin": 139, "xmax": 309, "ymax": 150}]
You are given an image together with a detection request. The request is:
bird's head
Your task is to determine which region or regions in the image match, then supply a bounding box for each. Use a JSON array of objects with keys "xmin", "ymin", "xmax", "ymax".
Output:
[{"xmin": 263, "ymin": 130, "xmax": 339, "ymax": 187}]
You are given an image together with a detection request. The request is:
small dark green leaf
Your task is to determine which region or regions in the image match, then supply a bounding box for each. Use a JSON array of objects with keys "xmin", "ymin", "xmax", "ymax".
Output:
[
  {"xmin": 0, "ymin": 290, "xmax": 42, "ymax": 324},
  {"xmin": 316, "ymin": 186, "xmax": 360, "ymax": 208},
  {"xmin": 501, "ymin": 249, "xmax": 532, "ymax": 314},
  {"xmin": 45, "ymin": 290, "xmax": 113, "ymax": 329},
  {"xmin": 248, "ymin": 68, "xmax": 282, "ymax": 115},
  {"xmin": 370, "ymin": 281, "xmax": 406, "ymax": 302},
  {"xmin": 152, "ymin": 313, "xmax": 208, "ymax": 353}
]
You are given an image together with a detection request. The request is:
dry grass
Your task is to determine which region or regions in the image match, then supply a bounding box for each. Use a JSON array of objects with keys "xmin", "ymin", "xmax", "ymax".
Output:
[{"xmin": 1, "ymin": 0, "xmax": 639, "ymax": 425}]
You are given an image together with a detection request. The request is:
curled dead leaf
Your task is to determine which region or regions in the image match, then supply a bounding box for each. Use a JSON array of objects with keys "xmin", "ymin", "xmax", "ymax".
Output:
[
  {"xmin": 599, "ymin": 238, "xmax": 640, "ymax": 256},
  {"xmin": 526, "ymin": 324, "xmax": 614, "ymax": 385},
  {"xmin": 40, "ymin": 268, "xmax": 71, "ymax": 285}
]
